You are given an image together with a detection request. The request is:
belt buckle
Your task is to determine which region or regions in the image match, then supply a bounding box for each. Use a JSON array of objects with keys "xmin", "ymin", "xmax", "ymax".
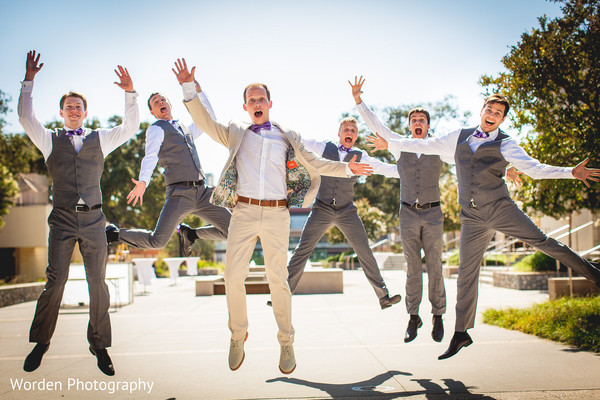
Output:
[
  {"xmin": 414, "ymin": 202, "xmax": 423, "ymax": 210},
  {"xmin": 469, "ymin": 200, "xmax": 478, "ymax": 208},
  {"xmin": 75, "ymin": 205, "xmax": 86, "ymax": 212}
]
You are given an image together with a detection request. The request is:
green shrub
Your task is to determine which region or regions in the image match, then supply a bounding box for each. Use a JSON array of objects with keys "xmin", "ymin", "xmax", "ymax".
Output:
[
  {"xmin": 512, "ymin": 251, "xmax": 556, "ymax": 272},
  {"xmin": 326, "ymin": 255, "xmax": 340, "ymax": 263},
  {"xmin": 483, "ymin": 295, "xmax": 600, "ymax": 352},
  {"xmin": 447, "ymin": 251, "xmax": 459, "ymax": 266}
]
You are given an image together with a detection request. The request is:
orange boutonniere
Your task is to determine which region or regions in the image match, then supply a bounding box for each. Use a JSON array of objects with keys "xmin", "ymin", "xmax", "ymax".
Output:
[{"xmin": 287, "ymin": 160, "xmax": 298, "ymax": 169}]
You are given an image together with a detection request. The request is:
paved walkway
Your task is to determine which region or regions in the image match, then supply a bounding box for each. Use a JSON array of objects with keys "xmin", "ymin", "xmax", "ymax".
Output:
[{"xmin": 1, "ymin": 269, "xmax": 599, "ymax": 400}]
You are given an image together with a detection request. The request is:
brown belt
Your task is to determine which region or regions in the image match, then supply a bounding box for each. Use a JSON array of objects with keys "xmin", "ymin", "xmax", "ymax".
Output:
[{"xmin": 237, "ymin": 195, "xmax": 287, "ymax": 207}]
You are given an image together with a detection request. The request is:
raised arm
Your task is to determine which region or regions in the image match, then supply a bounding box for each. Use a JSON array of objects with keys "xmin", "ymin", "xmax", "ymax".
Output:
[
  {"xmin": 173, "ymin": 58, "xmax": 232, "ymax": 148},
  {"xmin": 349, "ymin": 76, "xmax": 403, "ymax": 144},
  {"xmin": 98, "ymin": 66, "xmax": 140, "ymax": 156},
  {"xmin": 189, "ymin": 82, "xmax": 217, "ymax": 140},
  {"xmin": 18, "ymin": 51, "xmax": 52, "ymax": 160}
]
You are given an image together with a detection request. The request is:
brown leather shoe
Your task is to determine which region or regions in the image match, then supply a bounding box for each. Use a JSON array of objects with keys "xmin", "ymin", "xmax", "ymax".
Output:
[{"xmin": 379, "ymin": 294, "xmax": 402, "ymax": 310}]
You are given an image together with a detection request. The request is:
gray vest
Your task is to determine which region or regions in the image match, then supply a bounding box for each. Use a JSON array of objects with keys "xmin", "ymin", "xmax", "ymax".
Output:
[
  {"xmin": 155, "ymin": 120, "xmax": 205, "ymax": 185},
  {"xmin": 455, "ymin": 127, "xmax": 510, "ymax": 207},
  {"xmin": 397, "ymin": 152, "xmax": 442, "ymax": 204},
  {"xmin": 316, "ymin": 142, "xmax": 361, "ymax": 206},
  {"xmin": 46, "ymin": 130, "xmax": 104, "ymax": 208}
]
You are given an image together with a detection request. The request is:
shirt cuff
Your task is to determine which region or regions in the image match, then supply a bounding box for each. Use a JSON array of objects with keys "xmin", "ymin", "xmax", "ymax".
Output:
[
  {"xmin": 182, "ymin": 82, "xmax": 197, "ymax": 102},
  {"xmin": 125, "ymin": 90, "xmax": 138, "ymax": 99},
  {"xmin": 21, "ymin": 80, "xmax": 34, "ymax": 91}
]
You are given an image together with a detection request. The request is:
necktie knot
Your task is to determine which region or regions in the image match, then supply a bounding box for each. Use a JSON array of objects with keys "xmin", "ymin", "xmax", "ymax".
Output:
[
  {"xmin": 249, "ymin": 121, "xmax": 271, "ymax": 133},
  {"xmin": 473, "ymin": 129, "xmax": 489, "ymax": 139},
  {"xmin": 338, "ymin": 144, "xmax": 351, "ymax": 153},
  {"xmin": 66, "ymin": 128, "xmax": 84, "ymax": 137}
]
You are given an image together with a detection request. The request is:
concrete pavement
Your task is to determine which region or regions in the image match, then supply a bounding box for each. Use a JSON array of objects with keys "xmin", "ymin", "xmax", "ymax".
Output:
[{"xmin": 1, "ymin": 269, "xmax": 599, "ymax": 400}]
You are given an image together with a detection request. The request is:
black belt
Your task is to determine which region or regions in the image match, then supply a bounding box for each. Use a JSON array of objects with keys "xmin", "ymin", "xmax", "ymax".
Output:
[
  {"xmin": 402, "ymin": 201, "xmax": 441, "ymax": 210},
  {"xmin": 57, "ymin": 204, "xmax": 102, "ymax": 213},
  {"xmin": 170, "ymin": 180, "xmax": 205, "ymax": 187}
]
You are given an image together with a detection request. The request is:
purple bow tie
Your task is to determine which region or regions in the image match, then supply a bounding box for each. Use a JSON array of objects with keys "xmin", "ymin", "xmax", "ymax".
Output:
[
  {"xmin": 66, "ymin": 128, "xmax": 84, "ymax": 137},
  {"xmin": 338, "ymin": 145, "xmax": 351, "ymax": 153},
  {"xmin": 473, "ymin": 129, "xmax": 489, "ymax": 139},
  {"xmin": 249, "ymin": 121, "xmax": 271, "ymax": 133}
]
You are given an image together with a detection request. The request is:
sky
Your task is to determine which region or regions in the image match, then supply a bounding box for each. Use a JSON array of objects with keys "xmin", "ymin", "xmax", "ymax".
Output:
[{"xmin": 0, "ymin": 0, "xmax": 564, "ymax": 179}]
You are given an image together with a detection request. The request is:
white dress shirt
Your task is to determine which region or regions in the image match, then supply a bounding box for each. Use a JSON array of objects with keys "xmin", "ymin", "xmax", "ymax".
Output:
[
  {"xmin": 386, "ymin": 124, "xmax": 574, "ymax": 180},
  {"xmin": 236, "ymin": 124, "xmax": 289, "ymax": 200},
  {"xmin": 302, "ymin": 138, "xmax": 399, "ymax": 178},
  {"xmin": 138, "ymin": 92, "xmax": 216, "ymax": 185},
  {"xmin": 357, "ymin": 101, "xmax": 455, "ymax": 164},
  {"xmin": 18, "ymin": 80, "xmax": 139, "ymax": 161}
]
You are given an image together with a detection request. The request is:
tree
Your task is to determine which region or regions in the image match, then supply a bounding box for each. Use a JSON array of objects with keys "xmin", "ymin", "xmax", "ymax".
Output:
[
  {"xmin": 351, "ymin": 95, "xmax": 470, "ymax": 233},
  {"xmin": 480, "ymin": 0, "xmax": 600, "ymax": 218},
  {"xmin": 0, "ymin": 165, "xmax": 19, "ymax": 229},
  {"xmin": 0, "ymin": 90, "xmax": 20, "ymax": 228},
  {"xmin": 325, "ymin": 198, "xmax": 387, "ymax": 243}
]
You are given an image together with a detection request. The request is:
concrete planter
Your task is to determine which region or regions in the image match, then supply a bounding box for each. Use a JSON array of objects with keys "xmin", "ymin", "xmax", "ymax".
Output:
[
  {"xmin": 492, "ymin": 270, "xmax": 556, "ymax": 290},
  {"xmin": 548, "ymin": 277, "xmax": 600, "ymax": 299},
  {"xmin": 0, "ymin": 282, "xmax": 45, "ymax": 307}
]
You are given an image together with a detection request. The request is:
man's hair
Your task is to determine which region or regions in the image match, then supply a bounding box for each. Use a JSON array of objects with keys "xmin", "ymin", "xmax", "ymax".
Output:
[
  {"xmin": 147, "ymin": 92, "xmax": 169, "ymax": 111},
  {"xmin": 483, "ymin": 94, "xmax": 510, "ymax": 117},
  {"xmin": 243, "ymin": 83, "xmax": 271, "ymax": 102},
  {"xmin": 60, "ymin": 92, "xmax": 87, "ymax": 111},
  {"xmin": 339, "ymin": 116, "xmax": 358, "ymax": 130},
  {"xmin": 408, "ymin": 107, "xmax": 430, "ymax": 125}
]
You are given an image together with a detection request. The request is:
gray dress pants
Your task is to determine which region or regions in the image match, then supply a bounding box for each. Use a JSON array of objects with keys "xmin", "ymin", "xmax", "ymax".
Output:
[
  {"xmin": 29, "ymin": 207, "xmax": 111, "ymax": 349},
  {"xmin": 400, "ymin": 204, "xmax": 446, "ymax": 316},
  {"xmin": 119, "ymin": 184, "xmax": 231, "ymax": 248},
  {"xmin": 456, "ymin": 197, "xmax": 600, "ymax": 331},
  {"xmin": 287, "ymin": 200, "xmax": 389, "ymax": 299}
]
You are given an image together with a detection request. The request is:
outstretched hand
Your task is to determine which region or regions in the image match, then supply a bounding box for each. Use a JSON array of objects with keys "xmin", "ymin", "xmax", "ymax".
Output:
[
  {"xmin": 25, "ymin": 50, "xmax": 44, "ymax": 81},
  {"xmin": 348, "ymin": 155, "xmax": 374, "ymax": 176},
  {"xmin": 572, "ymin": 158, "xmax": 600, "ymax": 188},
  {"xmin": 505, "ymin": 166, "xmax": 523, "ymax": 186},
  {"xmin": 127, "ymin": 178, "xmax": 147, "ymax": 207},
  {"xmin": 365, "ymin": 133, "xmax": 388, "ymax": 152},
  {"xmin": 348, "ymin": 75, "xmax": 365, "ymax": 105},
  {"xmin": 172, "ymin": 58, "xmax": 196, "ymax": 85},
  {"xmin": 114, "ymin": 65, "xmax": 134, "ymax": 92}
]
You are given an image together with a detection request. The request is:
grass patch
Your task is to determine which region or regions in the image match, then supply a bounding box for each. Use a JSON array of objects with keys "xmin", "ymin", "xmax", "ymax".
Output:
[{"xmin": 483, "ymin": 295, "xmax": 600, "ymax": 352}]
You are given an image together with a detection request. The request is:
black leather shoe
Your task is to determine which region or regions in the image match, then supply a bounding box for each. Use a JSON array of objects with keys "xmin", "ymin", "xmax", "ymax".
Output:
[
  {"xmin": 438, "ymin": 331, "xmax": 473, "ymax": 360},
  {"xmin": 105, "ymin": 224, "xmax": 120, "ymax": 244},
  {"xmin": 379, "ymin": 294, "xmax": 402, "ymax": 309},
  {"xmin": 404, "ymin": 315, "xmax": 422, "ymax": 342},
  {"xmin": 89, "ymin": 346, "xmax": 115, "ymax": 376},
  {"xmin": 177, "ymin": 223, "xmax": 195, "ymax": 257},
  {"xmin": 23, "ymin": 343, "xmax": 49, "ymax": 372},
  {"xmin": 432, "ymin": 315, "xmax": 444, "ymax": 342}
]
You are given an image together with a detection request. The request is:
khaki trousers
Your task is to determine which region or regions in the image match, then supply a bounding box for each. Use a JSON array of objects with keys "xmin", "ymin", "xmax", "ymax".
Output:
[{"xmin": 224, "ymin": 202, "xmax": 294, "ymax": 345}]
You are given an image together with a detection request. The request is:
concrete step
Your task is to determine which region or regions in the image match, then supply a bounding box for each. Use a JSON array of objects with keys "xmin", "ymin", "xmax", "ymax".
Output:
[{"xmin": 382, "ymin": 254, "xmax": 407, "ymax": 270}]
